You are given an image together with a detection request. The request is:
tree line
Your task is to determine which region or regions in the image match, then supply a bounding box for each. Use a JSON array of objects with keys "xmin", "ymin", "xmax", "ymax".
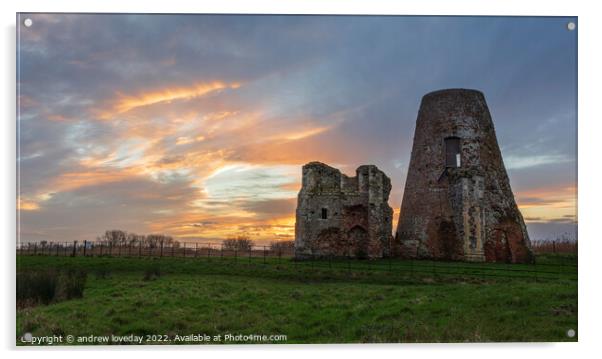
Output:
[
  {"xmin": 96, "ymin": 230, "xmax": 179, "ymax": 248},
  {"xmin": 93, "ymin": 231, "xmax": 294, "ymax": 251},
  {"xmin": 222, "ymin": 235, "xmax": 294, "ymax": 252}
]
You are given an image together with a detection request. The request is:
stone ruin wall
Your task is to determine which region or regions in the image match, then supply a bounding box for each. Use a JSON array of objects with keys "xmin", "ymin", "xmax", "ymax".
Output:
[{"xmin": 294, "ymin": 162, "xmax": 393, "ymax": 259}]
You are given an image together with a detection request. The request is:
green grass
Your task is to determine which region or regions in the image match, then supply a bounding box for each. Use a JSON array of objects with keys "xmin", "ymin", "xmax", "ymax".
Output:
[{"xmin": 16, "ymin": 254, "xmax": 577, "ymax": 344}]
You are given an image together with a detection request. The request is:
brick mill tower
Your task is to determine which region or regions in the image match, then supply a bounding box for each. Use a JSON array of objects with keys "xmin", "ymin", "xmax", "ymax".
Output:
[{"xmin": 395, "ymin": 89, "xmax": 533, "ymax": 263}]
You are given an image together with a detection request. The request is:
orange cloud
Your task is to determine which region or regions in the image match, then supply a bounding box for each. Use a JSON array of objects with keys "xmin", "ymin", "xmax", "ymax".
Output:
[
  {"xmin": 148, "ymin": 210, "xmax": 297, "ymax": 245},
  {"xmin": 281, "ymin": 126, "xmax": 331, "ymax": 141},
  {"xmin": 50, "ymin": 169, "xmax": 140, "ymax": 193},
  {"xmin": 18, "ymin": 198, "xmax": 40, "ymax": 211},
  {"xmin": 515, "ymin": 184, "xmax": 576, "ymax": 223},
  {"xmin": 99, "ymin": 81, "xmax": 241, "ymax": 119}
]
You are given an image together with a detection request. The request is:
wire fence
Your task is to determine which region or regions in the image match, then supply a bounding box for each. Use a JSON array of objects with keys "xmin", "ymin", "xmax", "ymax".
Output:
[
  {"xmin": 17, "ymin": 240, "xmax": 294, "ymax": 259},
  {"xmin": 531, "ymin": 239, "xmax": 578, "ymax": 254},
  {"xmin": 16, "ymin": 240, "xmax": 577, "ymax": 282}
]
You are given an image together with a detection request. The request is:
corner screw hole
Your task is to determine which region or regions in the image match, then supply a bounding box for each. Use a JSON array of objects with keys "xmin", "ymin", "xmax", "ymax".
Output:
[{"xmin": 567, "ymin": 22, "xmax": 576, "ymax": 31}]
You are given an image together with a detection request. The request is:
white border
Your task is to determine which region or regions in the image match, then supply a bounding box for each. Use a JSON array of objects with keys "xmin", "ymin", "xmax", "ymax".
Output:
[{"xmin": 2, "ymin": 1, "xmax": 600, "ymax": 358}]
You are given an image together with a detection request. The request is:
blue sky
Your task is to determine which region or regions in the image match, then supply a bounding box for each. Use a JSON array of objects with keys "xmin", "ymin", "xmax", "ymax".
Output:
[{"xmin": 17, "ymin": 14, "xmax": 577, "ymax": 243}]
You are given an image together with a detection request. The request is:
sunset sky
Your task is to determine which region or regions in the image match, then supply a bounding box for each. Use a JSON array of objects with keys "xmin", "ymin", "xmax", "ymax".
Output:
[{"xmin": 17, "ymin": 14, "xmax": 577, "ymax": 244}]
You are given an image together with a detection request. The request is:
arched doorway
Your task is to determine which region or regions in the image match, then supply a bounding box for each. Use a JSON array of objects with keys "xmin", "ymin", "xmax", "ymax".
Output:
[
  {"xmin": 485, "ymin": 228, "xmax": 512, "ymax": 263},
  {"xmin": 348, "ymin": 225, "xmax": 368, "ymax": 259}
]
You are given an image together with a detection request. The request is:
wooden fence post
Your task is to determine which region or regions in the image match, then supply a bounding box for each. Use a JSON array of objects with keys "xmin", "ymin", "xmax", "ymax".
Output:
[{"xmin": 72, "ymin": 241, "xmax": 77, "ymax": 257}]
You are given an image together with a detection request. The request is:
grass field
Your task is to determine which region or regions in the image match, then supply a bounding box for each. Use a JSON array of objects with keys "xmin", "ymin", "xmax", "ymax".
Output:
[{"xmin": 16, "ymin": 254, "xmax": 577, "ymax": 344}]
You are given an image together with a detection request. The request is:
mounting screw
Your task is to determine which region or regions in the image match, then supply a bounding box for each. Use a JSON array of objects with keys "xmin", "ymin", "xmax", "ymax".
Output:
[
  {"xmin": 567, "ymin": 329, "xmax": 576, "ymax": 338},
  {"xmin": 23, "ymin": 18, "xmax": 33, "ymax": 27},
  {"xmin": 567, "ymin": 22, "xmax": 576, "ymax": 31}
]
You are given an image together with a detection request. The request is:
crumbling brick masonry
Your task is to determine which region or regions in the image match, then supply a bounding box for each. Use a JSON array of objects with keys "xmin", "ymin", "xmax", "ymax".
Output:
[
  {"xmin": 294, "ymin": 162, "xmax": 394, "ymax": 259},
  {"xmin": 395, "ymin": 89, "xmax": 534, "ymax": 263}
]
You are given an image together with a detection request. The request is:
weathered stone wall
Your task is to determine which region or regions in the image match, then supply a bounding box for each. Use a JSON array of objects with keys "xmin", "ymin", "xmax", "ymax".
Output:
[
  {"xmin": 395, "ymin": 89, "xmax": 533, "ymax": 263},
  {"xmin": 295, "ymin": 162, "xmax": 393, "ymax": 259}
]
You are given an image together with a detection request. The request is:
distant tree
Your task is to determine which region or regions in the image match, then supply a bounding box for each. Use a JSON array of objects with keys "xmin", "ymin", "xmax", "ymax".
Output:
[
  {"xmin": 146, "ymin": 234, "xmax": 177, "ymax": 248},
  {"xmin": 223, "ymin": 236, "xmax": 254, "ymax": 251},
  {"xmin": 95, "ymin": 230, "xmax": 177, "ymax": 248},
  {"xmin": 126, "ymin": 233, "xmax": 145, "ymax": 246},
  {"xmin": 99, "ymin": 230, "xmax": 128, "ymax": 246},
  {"xmin": 270, "ymin": 240, "xmax": 295, "ymax": 252}
]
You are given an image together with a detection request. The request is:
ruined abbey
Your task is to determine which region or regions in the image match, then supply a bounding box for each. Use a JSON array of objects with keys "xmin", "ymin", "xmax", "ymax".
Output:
[
  {"xmin": 294, "ymin": 162, "xmax": 394, "ymax": 259},
  {"xmin": 294, "ymin": 88, "xmax": 533, "ymax": 263}
]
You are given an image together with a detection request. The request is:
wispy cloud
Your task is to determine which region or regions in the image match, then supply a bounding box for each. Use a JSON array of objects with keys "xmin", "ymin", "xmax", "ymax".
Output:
[
  {"xmin": 109, "ymin": 81, "xmax": 241, "ymax": 116},
  {"xmin": 504, "ymin": 154, "xmax": 573, "ymax": 170}
]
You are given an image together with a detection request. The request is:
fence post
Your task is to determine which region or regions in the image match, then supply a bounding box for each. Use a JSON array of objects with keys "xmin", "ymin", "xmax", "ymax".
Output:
[
  {"xmin": 347, "ymin": 250, "xmax": 350, "ymax": 272},
  {"xmin": 248, "ymin": 247, "xmax": 251, "ymax": 263},
  {"xmin": 160, "ymin": 241, "xmax": 164, "ymax": 257},
  {"xmin": 235, "ymin": 249, "xmax": 238, "ymax": 263},
  {"xmin": 263, "ymin": 246, "xmax": 267, "ymax": 265},
  {"xmin": 183, "ymin": 242, "xmax": 186, "ymax": 257},
  {"xmin": 56, "ymin": 243, "xmax": 59, "ymax": 256},
  {"xmin": 559, "ymin": 254, "xmax": 563, "ymax": 280},
  {"xmin": 221, "ymin": 244, "xmax": 224, "ymax": 260},
  {"xmin": 139, "ymin": 242, "xmax": 142, "ymax": 257},
  {"xmin": 109, "ymin": 242, "xmax": 112, "ymax": 257},
  {"xmin": 34, "ymin": 243, "xmax": 37, "ymax": 255},
  {"xmin": 72, "ymin": 241, "xmax": 77, "ymax": 257},
  {"xmin": 83, "ymin": 240, "xmax": 87, "ymax": 257},
  {"xmin": 553, "ymin": 241, "xmax": 556, "ymax": 254},
  {"xmin": 172, "ymin": 243, "xmax": 175, "ymax": 257},
  {"xmin": 207, "ymin": 244, "xmax": 210, "ymax": 259}
]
